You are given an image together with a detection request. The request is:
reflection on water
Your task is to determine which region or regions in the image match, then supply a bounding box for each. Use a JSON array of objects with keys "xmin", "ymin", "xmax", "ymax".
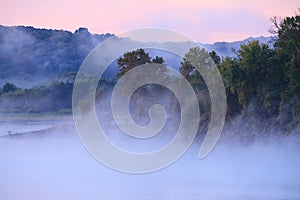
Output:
[{"xmin": 0, "ymin": 120, "xmax": 300, "ymax": 200}]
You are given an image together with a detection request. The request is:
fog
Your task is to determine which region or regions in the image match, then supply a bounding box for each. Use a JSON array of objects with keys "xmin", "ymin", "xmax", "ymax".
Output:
[{"xmin": 0, "ymin": 119, "xmax": 300, "ymax": 200}]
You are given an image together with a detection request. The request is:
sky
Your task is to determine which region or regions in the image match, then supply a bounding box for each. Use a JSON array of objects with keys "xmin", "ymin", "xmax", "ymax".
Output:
[{"xmin": 0, "ymin": 0, "xmax": 299, "ymax": 43}]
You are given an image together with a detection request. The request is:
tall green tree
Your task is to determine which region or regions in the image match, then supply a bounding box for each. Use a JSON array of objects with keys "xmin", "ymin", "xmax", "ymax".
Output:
[
  {"xmin": 218, "ymin": 57, "xmax": 242, "ymax": 116},
  {"xmin": 272, "ymin": 12, "xmax": 300, "ymax": 99},
  {"xmin": 116, "ymin": 48, "xmax": 164, "ymax": 78},
  {"xmin": 238, "ymin": 41, "xmax": 277, "ymax": 111},
  {"xmin": 272, "ymin": 11, "xmax": 300, "ymax": 126},
  {"xmin": 179, "ymin": 47, "xmax": 210, "ymax": 91}
]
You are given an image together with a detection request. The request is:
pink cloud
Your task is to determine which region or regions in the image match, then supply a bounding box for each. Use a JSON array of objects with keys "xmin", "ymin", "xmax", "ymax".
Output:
[{"xmin": 1, "ymin": 0, "xmax": 299, "ymax": 42}]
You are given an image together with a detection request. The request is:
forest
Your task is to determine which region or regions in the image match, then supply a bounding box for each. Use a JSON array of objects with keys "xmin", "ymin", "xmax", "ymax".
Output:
[{"xmin": 0, "ymin": 13, "xmax": 299, "ymax": 134}]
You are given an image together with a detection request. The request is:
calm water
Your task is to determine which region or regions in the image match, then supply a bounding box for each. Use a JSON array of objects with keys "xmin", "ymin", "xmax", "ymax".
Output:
[{"xmin": 0, "ymin": 121, "xmax": 300, "ymax": 200}]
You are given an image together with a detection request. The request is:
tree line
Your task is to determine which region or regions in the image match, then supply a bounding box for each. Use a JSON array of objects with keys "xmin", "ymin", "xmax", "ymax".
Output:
[
  {"xmin": 0, "ymin": 12, "xmax": 299, "ymax": 133},
  {"xmin": 115, "ymin": 12, "xmax": 300, "ymax": 133}
]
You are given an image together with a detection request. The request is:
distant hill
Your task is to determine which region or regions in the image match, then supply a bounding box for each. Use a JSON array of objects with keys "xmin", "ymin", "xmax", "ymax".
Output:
[
  {"xmin": 199, "ymin": 36, "xmax": 276, "ymax": 57},
  {"xmin": 0, "ymin": 25, "xmax": 113, "ymax": 87},
  {"xmin": 0, "ymin": 25, "xmax": 275, "ymax": 87}
]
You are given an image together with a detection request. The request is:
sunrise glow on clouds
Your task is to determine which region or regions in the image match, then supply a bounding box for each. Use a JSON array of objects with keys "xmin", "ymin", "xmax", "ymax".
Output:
[{"xmin": 1, "ymin": 0, "xmax": 299, "ymax": 43}]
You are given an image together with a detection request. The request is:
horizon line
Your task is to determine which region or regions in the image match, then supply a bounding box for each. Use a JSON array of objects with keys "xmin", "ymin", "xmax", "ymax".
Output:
[{"xmin": 0, "ymin": 24, "xmax": 274, "ymax": 44}]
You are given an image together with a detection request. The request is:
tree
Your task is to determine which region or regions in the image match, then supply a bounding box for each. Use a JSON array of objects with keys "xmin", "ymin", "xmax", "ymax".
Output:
[
  {"xmin": 273, "ymin": 12, "xmax": 300, "ymax": 99},
  {"xmin": 115, "ymin": 48, "xmax": 167, "ymax": 120},
  {"xmin": 179, "ymin": 47, "xmax": 212, "ymax": 90},
  {"xmin": 179, "ymin": 47, "xmax": 216, "ymax": 129},
  {"xmin": 2, "ymin": 82, "xmax": 18, "ymax": 93},
  {"xmin": 271, "ymin": 12, "xmax": 300, "ymax": 56},
  {"xmin": 151, "ymin": 56, "xmax": 164, "ymax": 64},
  {"xmin": 116, "ymin": 48, "xmax": 164, "ymax": 78},
  {"xmin": 237, "ymin": 41, "xmax": 276, "ymax": 110},
  {"xmin": 272, "ymin": 11, "xmax": 300, "ymax": 126},
  {"xmin": 209, "ymin": 50, "xmax": 221, "ymax": 65},
  {"xmin": 218, "ymin": 57, "xmax": 242, "ymax": 116}
]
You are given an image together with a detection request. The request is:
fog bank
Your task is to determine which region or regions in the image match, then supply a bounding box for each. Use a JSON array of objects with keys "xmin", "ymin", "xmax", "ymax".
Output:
[{"xmin": 0, "ymin": 121, "xmax": 299, "ymax": 200}]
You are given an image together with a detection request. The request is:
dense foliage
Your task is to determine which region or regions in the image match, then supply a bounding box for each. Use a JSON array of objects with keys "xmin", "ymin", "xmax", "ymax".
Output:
[
  {"xmin": 116, "ymin": 48, "xmax": 164, "ymax": 78},
  {"xmin": 180, "ymin": 12, "xmax": 300, "ymax": 132},
  {"xmin": 0, "ymin": 12, "xmax": 299, "ymax": 133},
  {"xmin": 0, "ymin": 26, "xmax": 113, "ymax": 86}
]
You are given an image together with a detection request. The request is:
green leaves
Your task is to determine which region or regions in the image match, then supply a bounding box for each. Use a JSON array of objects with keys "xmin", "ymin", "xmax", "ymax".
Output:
[
  {"xmin": 116, "ymin": 48, "xmax": 165, "ymax": 78},
  {"xmin": 178, "ymin": 15, "xmax": 299, "ymax": 129},
  {"xmin": 2, "ymin": 82, "xmax": 19, "ymax": 93}
]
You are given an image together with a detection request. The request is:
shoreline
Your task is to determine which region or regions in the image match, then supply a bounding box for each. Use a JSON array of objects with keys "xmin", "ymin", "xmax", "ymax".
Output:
[{"xmin": 0, "ymin": 112, "xmax": 73, "ymax": 122}]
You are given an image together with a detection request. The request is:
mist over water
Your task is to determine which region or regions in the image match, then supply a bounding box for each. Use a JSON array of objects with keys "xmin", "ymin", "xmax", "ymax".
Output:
[{"xmin": 0, "ymin": 119, "xmax": 300, "ymax": 200}]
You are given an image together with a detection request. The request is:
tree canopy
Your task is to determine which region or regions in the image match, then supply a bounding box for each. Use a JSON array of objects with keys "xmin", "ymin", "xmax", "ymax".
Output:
[
  {"xmin": 116, "ymin": 48, "xmax": 164, "ymax": 78},
  {"xmin": 178, "ymin": 11, "xmax": 300, "ymax": 130}
]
